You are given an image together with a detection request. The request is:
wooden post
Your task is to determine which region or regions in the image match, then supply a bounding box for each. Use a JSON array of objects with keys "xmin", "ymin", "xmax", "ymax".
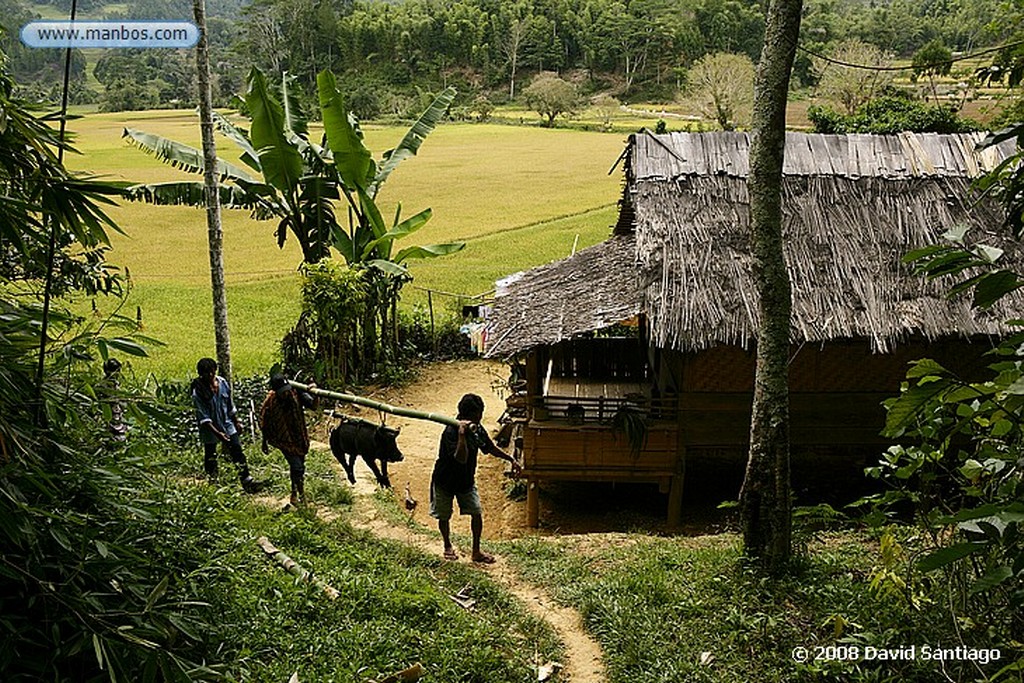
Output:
[
  {"xmin": 526, "ymin": 480, "xmax": 540, "ymax": 528},
  {"xmin": 670, "ymin": 377, "xmax": 687, "ymax": 528},
  {"xmin": 427, "ymin": 290, "xmax": 436, "ymax": 355},
  {"xmin": 667, "ymin": 450, "xmax": 685, "ymax": 528}
]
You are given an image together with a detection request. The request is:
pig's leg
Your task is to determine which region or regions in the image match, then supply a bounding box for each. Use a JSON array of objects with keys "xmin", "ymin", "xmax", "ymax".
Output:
[{"xmin": 363, "ymin": 457, "xmax": 391, "ymax": 488}]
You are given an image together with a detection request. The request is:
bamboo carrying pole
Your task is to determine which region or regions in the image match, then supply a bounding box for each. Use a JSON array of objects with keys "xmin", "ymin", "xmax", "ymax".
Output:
[{"xmin": 289, "ymin": 382, "xmax": 461, "ymax": 428}]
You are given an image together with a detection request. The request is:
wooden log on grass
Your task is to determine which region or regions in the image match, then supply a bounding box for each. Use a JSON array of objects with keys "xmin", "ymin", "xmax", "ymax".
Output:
[{"xmin": 257, "ymin": 536, "xmax": 340, "ymax": 600}]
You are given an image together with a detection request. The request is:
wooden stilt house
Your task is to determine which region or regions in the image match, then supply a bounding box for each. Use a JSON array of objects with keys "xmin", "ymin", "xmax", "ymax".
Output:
[{"xmin": 485, "ymin": 131, "xmax": 1021, "ymax": 528}]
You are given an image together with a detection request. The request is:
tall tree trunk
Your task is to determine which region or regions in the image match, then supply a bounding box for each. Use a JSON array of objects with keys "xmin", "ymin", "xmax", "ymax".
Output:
[
  {"xmin": 510, "ymin": 50, "xmax": 518, "ymax": 99},
  {"xmin": 739, "ymin": 0, "xmax": 802, "ymax": 573},
  {"xmin": 194, "ymin": 0, "xmax": 233, "ymax": 381}
]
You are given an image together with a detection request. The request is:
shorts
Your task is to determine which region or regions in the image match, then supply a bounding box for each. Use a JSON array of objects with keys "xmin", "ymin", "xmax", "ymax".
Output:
[{"xmin": 430, "ymin": 481, "xmax": 482, "ymax": 520}]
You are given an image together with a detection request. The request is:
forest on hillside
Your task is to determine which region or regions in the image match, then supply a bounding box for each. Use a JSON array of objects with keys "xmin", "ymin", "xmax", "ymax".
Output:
[{"xmin": 0, "ymin": 0, "xmax": 1020, "ymax": 116}]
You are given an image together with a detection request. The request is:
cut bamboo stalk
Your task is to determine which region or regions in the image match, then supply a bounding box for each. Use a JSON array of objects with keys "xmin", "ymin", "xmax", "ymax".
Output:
[
  {"xmin": 257, "ymin": 536, "xmax": 340, "ymax": 600},
  {"xmin": 377, "ymin": 663, "xmax": 423, "ymax": 683}
]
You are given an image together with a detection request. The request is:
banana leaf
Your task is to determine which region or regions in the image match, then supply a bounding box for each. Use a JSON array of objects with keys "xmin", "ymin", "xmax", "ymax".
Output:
[
  {"xmin": 393, "ymin": 242, "xmax": 465, "ymax": 262},
  {"xmin": 210, "ymin": 110, "xmax": 261, "ymax": 173},
  {"xmin": 280, "ymin": 71, "xmax": 307, "ymax": 136},
  {"xmin": 372, "ymin": 87, "xmax": 456, "ymax": 196},
  {"xmin": 366, "ymin": 258, "xmax": 409, "ymax": 276},
  {"xmin": 317, "ymin": 69, "xmax": 373, "ymax": 192},
  {"xmin": 125, "ymin": 181, "xmax": 267, "ymax": 210},
  {"xmin": 245, "ymin": 68, "xmax": 303, "ymax": 203},
  {"xmin": 122, "ymin": 128, "xmax": 257, "ymax": 182},
  {"xmin": 360, "ymin": 207, "xmax": 432, "ymax": 260}
]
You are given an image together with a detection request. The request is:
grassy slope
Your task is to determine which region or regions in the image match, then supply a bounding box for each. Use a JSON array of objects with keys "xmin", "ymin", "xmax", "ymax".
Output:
[
  {"xmin": 147, "ymin": 425, "xmax": 961, "ymax": 683},
  {"xmin": 497, "ymin": 532, "xmax": 1007, "ymax": 683},
  {"xmin": 143, "ymin": 441, "xmax": 562, "ymax": 682},
  {"xmin": 63, "ymin": 112, "xmax": 625, "ymax": 377}
]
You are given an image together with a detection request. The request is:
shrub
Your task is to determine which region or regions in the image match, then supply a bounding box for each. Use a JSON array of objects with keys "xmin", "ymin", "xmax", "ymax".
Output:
[
  {"xmin": 808, "ymin": 96, "xmax": 979, "ymax": 134},
  {"xmin": 281, "ymin": 260, "xmax": 368, "ymax": 387},
  {"xmin": 348, "ymin": 84, "xmax": 383, "ymax": 120}
]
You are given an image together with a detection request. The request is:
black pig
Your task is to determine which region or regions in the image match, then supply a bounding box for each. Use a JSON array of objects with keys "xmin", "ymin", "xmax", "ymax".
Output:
[{"xmin": 329, "ymin": 418, "xmax": 403, "ymax": 488}]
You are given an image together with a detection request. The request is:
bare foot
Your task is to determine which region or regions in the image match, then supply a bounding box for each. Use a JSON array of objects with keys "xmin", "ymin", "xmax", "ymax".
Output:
[
  {"xmin": 443, "ymin": 547, "xmax": 459, "ymax": 561},
  {"xmin": 471, "ymin": 551, "xmax": 496, "ymax": 564}
]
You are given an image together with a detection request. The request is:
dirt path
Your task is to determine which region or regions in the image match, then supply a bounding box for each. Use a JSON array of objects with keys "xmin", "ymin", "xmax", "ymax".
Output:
[
  {"xmin": 332, "ymin": 454, "xmax": 606, "ymax": 683},
  {"xmin": 313, "ymin": 359, "xmax": 529, "ymax": 538},
  {"xmin": 307, "ymin": 360, "xmax": 607, "ymax": 682}
]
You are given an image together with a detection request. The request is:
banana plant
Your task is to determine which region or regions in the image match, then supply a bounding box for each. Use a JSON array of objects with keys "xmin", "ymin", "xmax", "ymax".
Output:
[
  {"xmin": 124, "ymin": 67, "xmax": 463, "ymax": 271},
  {"xmin": 315, "ymin": 69, "xmax": 464, "ymax": 275}
]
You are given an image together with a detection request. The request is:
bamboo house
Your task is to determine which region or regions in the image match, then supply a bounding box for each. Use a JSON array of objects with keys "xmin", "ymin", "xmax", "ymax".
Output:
[{"xmin": 485, "ymin": 130, "xmax": 1021, "ymax": 528}]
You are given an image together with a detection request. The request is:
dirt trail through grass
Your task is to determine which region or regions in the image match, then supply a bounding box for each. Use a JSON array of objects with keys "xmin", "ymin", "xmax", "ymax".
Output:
[
  {"xmin": 308, "ymin": 360, "xmax": 607, "ymax": 682},
  {"xmin": 336, "ymin": 466, "xmax": 606, "ymax": 683}
]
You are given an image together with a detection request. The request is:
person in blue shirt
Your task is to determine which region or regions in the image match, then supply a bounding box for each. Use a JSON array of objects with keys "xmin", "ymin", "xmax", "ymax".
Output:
[{"xmin": 191, "ymin": 357, "xmax": 265, "ymax": 493}]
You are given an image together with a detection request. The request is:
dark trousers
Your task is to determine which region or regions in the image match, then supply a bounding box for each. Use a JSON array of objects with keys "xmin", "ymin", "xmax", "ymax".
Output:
[
  {"xmin": 284, "ymin": 453, "xmax": 305, "ymax": 496},
  {"xmin": 203, "ymin": 433, "xmax": 251, "ymax": 481}
]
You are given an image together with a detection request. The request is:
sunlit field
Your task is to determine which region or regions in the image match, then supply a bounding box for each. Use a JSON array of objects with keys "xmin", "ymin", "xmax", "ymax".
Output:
[{"xmin": 63, "ymin": 111, "xmax": 627, "ymax": 377}]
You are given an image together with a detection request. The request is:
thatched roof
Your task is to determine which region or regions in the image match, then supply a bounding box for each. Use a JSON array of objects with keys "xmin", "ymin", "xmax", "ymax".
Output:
[
  {"xmin": 486, "ymin": 235, "xmax": 640, "ymax": 357},
  {"xmin": 486, "ymin": 131, "xmax": 1021, "ymax": 358},
  {"xmin": 632, "ymin": 131, "xmax": 1012, "ymax": 181}
]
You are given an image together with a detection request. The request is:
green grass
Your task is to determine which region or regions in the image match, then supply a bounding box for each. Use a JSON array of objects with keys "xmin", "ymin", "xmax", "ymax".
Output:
[
  {"xmin": 137, "ymin": 438, "xmax": 562, "ymax": 682},
  {"xmin": 494, "ymin": 532, "xmax": 1012, "ymax": 683},
  {"xmin": 84, "ymin": 276, "xmax": 301, "ymax": 379},
  {"xmin": 60, "ymin": 111, "xmax": 630, "ymax": 377}
]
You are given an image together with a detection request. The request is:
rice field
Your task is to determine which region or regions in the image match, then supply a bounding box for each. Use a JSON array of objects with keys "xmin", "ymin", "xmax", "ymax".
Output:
[{"xmin": 63, "ymin": 111, "xmax": 628, "ymax": 377}]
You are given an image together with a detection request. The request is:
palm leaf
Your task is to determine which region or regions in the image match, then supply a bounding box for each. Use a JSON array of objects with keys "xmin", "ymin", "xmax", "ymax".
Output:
[
  {"xmin": 371, "ymin": 86, "xmax": 456, "ymax": 196},
  {"xmin": 210, "ymin": 111, "xmax": 261, "ymax": 173},
  {"xmin": 122, "ymin": 128, "xmax": 257, "ymax": 182},
  {"xmin": 39, "ymin": 176, "xmax": 127, "ymax": 245},
  {"xmin": 245, "ymin": 67, "xmax": 304, "ymax": 202},
  {"xmin": 317, "ymin": 69, "xmax": 373, "ymax": 192}
]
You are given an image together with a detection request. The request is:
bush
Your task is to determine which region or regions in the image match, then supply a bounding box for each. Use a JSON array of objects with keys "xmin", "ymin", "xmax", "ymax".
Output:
[
  {"xmin": 281, "ymin": 260, "xmax": 368, "ymax": 386},
  {"xmin": 470, "ymin": 93, "xmax": 494, "ymax": 122},
  {"xmin": 522, "ymin": 72, "xmax": 578, "ymax": 127},
  {"xmin": 348, "ymin": 84, "xmax": 383, "ymax": 120},
  {"xmin": 808, "ymin": 96, "xmax": 980, "ymax": 135},
  {"xmin": 807, "ymin": 104, "xmax": 847, "ymax": 134},
  {"xmin": 398, "ymin": 305, "xmax": 475, "ymax": 361},
  {"xmin": 0, "ymin": 373, "xmax": 225, "ymax": 681}
]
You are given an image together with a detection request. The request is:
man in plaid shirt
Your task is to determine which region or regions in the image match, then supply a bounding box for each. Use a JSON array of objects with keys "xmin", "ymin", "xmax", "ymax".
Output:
[{"xmin": 260, "ymin": 374, "xmax": 317, "ymax": 507}]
